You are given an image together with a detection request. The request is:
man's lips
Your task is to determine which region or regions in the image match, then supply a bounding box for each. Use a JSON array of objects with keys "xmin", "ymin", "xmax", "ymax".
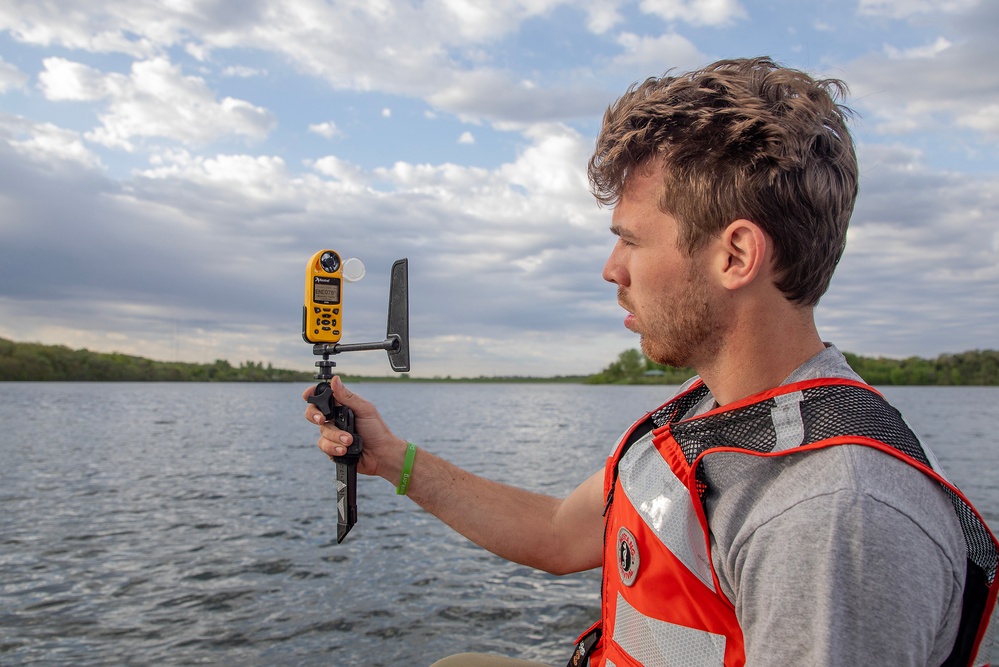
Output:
[{"xmin": 617, "ymin": 289, "xmax": 637, "ymax": 331}]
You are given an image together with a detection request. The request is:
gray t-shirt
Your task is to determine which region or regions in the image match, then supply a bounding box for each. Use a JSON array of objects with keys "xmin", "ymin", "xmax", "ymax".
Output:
[{"xmin": 679, "ymin": 346, "xmax": 967, "ymax": 666}]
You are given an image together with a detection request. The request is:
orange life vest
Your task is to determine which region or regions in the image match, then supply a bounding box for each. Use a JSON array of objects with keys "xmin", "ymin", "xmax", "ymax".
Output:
[{"xmin": 569, "ymin": 378, "xmax": 998, "ymax": 667}]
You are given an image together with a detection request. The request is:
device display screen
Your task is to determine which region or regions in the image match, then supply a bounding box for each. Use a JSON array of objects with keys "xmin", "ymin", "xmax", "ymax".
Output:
[{"xmin": 313, "ymin": 279, "xmax": 341, "ymax": 304}]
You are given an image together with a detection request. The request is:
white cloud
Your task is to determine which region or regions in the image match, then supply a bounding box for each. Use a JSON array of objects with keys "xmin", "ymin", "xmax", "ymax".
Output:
[
  {"xmin": 136, "ymin": 152, "xmax": 290, "ymax": 195},
  {"xmin": 858, "ymin": 0, "xmax": 978, "ymax": 19},
  {"xmin": 184, "ymin": 42, "xmax": 212, "ymax": 62},
  {"xmin": 458, "ymin": 131, "xmax": 475, "ymax": 144},
  {"xmin": 310, "ymin": 155, "xmax": 368, "ymax": 191},
  {"xmin": 427, "ymin": 68, "xmax": 607, "ymax": 125},
  {"xmin": 38, "ymin": 57, "xmax": 107, "ymax": 100},
  {"xmin": 221, "ymin": 65, "xmax": 266, "ymax": 78},
  {"xmin": 0, "ymin": 55, "xmax": 27, "ymax": 92},
  {"xmin": 0, "ymin": 115, "xmax": 103, "ymax": 168},
  {"xmin": 0, "ymin": 1, "xmax": 167, "ymax": 57},
  {"xmin": 0, "ymin": 0, "xmax": 563, "ymax": 61},
  {"xmin": 2, "ymin": 0, "xmax": 611, "ymax": 127},
  {"xmin": 612, "ymin": 32, "xmax": 705, "ymax": 73},
  {"xmin": 958, "ymin": 104, "xmax": 999, "ymax": 135},
  {"xmin": 638, "ymin": 0, "xmax": 747, "ymax": 26},
  {"xmin": 583, "ymin": 1, "xmax": 625, "ymax": 33},
  {"xmin": 308, "ymin": 121, "xmax": 341, "ymax": 139},
  {"xmin": 884, "ymin": 36, "xmax": 952, "ymax": 60},
  {"xmin": 498, "ymin": 124, "xmax": 592, "ymax": 201},
  {"xmin": 844, "ymin": 1, "xmax": 999, "ymax": 141},
  {"xmin": 382, "ymin": 108, "xmax": 392, "ymax": 118},
  {"xmin": 39, "ymin": 56, "xmax": 275, "ymax": 151},
  {"xmin": 425, "ymin": 0, "xmax": 569, "ymax": 42},
  {"xmin": 818, "ymin": 142, "xmax": 999, "ymax": 357}
]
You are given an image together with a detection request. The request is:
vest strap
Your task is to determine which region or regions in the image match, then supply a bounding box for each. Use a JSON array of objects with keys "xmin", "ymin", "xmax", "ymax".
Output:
[{"xmin": 567, "ymin": 622, "xmax": 601, "ymax": 667}]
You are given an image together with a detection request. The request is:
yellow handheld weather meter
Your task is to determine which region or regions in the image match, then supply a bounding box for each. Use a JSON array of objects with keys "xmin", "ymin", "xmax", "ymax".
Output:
[{"xmin": 303, "ymin": 249, "xmax": 344, "ymax": 344}]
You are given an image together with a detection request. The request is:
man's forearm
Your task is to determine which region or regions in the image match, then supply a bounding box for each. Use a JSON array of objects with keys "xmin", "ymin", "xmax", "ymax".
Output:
[{"xmin": 400, "ymin": 447, "xmax": 604, "ymax": 575}]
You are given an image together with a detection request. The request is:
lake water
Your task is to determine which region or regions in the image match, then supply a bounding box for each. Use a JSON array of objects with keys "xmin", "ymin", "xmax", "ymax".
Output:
[{"xmin": 2, "ymin": 382, "xmax": 998, "ymax": 666}]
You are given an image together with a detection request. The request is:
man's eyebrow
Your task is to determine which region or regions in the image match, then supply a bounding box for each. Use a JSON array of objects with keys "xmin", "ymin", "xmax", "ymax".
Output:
[{"xmin": 609, "ymin": 225, "xmax": 637, "ymax": 240}]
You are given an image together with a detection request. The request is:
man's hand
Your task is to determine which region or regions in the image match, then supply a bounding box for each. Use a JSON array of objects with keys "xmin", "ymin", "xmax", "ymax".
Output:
[{"xmin": 303, "ymin": 376, "xmax": 409, "ymax": 482}]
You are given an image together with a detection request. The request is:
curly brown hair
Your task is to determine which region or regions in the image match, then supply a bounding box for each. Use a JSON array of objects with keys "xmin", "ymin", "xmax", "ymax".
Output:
[{"xmin": 588, "ymin": 57, "xmax": 858, "ymax": 306}]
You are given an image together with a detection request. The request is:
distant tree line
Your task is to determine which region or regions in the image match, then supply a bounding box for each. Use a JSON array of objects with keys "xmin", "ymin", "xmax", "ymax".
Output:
[
  {"xmin": 586, "ymin": 349, "xmax": 697, "ymax": 385},
  {"xmin": 587, "ymin": 348, "xmax": 999, "ymax": 386},
  {"xmin": 841, "ymin": 350, "xmax": 999, "ymax": 386},
  {"xmin": 3, "ymin": 337, "xmax": 998, "ymax": 385},
  {"xmin": 0, "ymin": 338, "xmax": 313, "ymax": 382}
]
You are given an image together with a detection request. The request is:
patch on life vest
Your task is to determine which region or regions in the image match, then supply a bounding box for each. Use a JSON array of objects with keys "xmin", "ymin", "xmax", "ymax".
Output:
[{"xmin": 617, "ymin": 526, "xmax": 639, "ymax": 586}]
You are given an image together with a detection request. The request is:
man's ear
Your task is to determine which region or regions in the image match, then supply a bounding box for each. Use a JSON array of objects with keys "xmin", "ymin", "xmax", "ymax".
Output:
[{"xmin": 716, "ymin": 219, "xmax": 769, "ymax": 291}]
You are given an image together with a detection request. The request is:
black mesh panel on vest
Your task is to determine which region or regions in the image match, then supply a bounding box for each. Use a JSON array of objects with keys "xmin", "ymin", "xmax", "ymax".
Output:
[
  {"xmin": 658, "ymin": 382, "xmax": 996, "ymax": 587},
  {"xmin": 650, "ymin": 383, "xmax": 711, "ymax": 429}
]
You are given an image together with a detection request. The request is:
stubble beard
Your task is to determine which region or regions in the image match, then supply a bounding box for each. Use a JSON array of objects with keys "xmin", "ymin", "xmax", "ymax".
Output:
[{"xmin": 630, "ymin": 267, "xmax": 720, "ymax": 369}]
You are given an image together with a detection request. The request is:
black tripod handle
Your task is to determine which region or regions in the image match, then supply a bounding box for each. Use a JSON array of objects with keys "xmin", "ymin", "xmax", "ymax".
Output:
[
  {"xmin": 308, "ymin": 381, "xmax": 363, "ymax": 542},
  {"xmin": 308, "ymin": 381, "xmax": 363, "ymax": 462}
]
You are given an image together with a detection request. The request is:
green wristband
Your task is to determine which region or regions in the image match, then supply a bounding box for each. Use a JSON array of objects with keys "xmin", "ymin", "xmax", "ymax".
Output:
[{"xmin": 396, "ymin": 442, "xmax": 417, "ymax": 495}]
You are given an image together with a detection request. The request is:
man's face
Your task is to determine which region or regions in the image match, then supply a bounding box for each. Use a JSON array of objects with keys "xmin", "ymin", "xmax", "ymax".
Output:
[{"xmin": 601, "ymin": 170, "xmax": 722, "ymax": 369}]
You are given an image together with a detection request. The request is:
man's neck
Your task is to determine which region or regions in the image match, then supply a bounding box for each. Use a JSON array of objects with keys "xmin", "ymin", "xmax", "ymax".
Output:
[{"xmin": 694, "ymin": 307, "xmax": 825, "ymax": 407}]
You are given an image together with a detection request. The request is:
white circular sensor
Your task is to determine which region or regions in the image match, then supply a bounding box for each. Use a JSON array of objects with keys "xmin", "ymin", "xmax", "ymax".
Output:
[{"xmin": 343, "ymin": 257, "xmax": 366, "ymax": 282}]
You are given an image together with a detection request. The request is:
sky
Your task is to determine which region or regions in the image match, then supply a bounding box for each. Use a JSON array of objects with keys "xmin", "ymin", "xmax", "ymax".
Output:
[{"xmin": 0, "ymin": 0, "xmax": 997, "ymax": 378}]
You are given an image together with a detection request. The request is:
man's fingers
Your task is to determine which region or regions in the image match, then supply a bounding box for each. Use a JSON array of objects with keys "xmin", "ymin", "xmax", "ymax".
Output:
[
  {"xmin": 303, "ymin": 385, "xmax": 328, "ymax": 425},
  {"xmin": 331, "ymin": 376, "xmax": 369, "ymax": 415},
  {"xmin": 318, "ymin": 433, "xmax": 348, "ymax": 457}
]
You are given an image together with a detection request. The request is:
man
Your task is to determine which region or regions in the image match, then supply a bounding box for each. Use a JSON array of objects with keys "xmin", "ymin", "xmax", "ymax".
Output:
[{"xmin": 305, "ymin": 58, "xmax": 997, "ymax": 666}]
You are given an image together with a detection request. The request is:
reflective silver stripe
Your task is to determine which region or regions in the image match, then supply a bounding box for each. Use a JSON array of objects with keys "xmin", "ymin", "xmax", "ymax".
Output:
[
  {"xmin": 771, "ymin": 390, "xmax": 804, "ymax": 452},
  {"xmin": 973, "ymin": 600, "xmax": 998, "ymax": 667},
  {"xmin": 608, "ymin": 428, "xmax": 629, "ymax": 457},
  {"xmin": 613, "ymin": 593, "xmax": 726, "ymax": 667},
  {"xmin": 618, "ymin": 430, "xmax": 715, "ymax": 591}
]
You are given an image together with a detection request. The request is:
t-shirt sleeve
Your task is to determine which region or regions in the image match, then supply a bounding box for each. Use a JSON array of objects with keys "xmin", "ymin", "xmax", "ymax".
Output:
[{"xmin": 728, "ymin": 487, "xmax": 964, "ymax": 666}]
